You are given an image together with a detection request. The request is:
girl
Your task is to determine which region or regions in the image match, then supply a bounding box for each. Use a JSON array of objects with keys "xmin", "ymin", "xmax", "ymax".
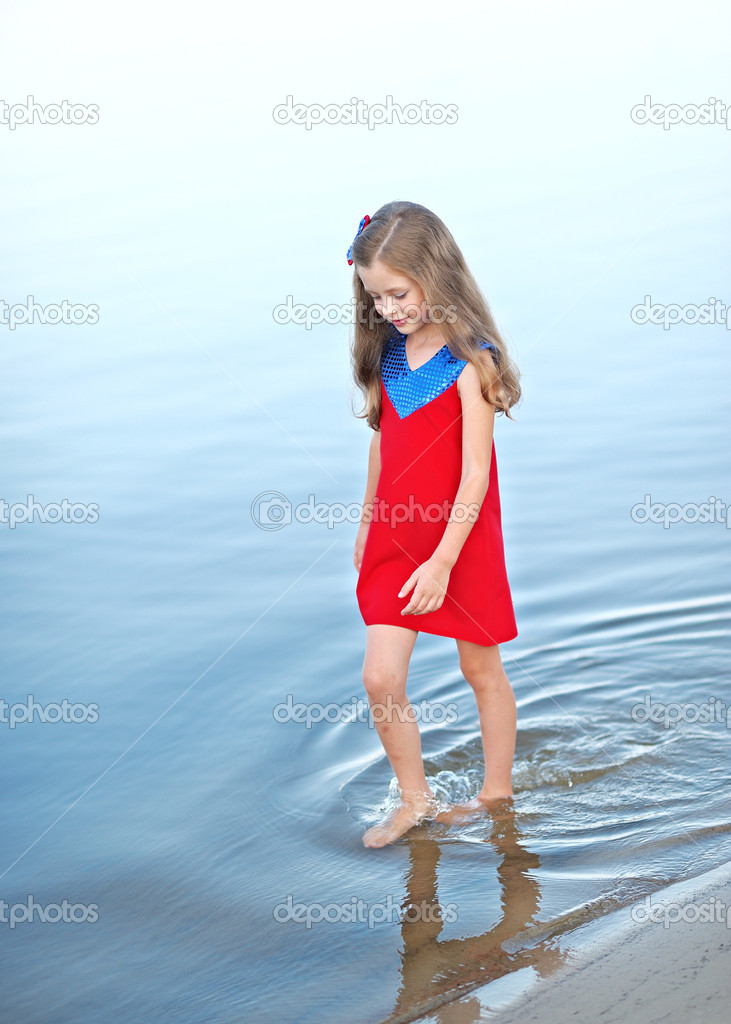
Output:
[{"xmin": 348, "ymin": 201, "xmax": 521, "ymax": 848}]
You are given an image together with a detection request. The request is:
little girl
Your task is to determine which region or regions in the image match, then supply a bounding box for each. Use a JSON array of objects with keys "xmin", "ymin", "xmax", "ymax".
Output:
[{"xmin": 348, "ymin": 201, "xmax": 521, "ymax": 848}]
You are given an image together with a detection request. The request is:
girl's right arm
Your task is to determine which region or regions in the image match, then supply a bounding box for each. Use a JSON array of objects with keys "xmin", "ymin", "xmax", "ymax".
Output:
[{"xmin": 354, "ymin": 428, "xmax": 381, "ymax": 572}]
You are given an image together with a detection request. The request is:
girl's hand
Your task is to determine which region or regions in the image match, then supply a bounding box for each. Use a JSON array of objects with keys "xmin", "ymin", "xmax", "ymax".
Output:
[
  {"xmin": 398, "ymin": 557, "xmax": 451, "ymax": 615},
  {"xmin": 354, "ymin": 523, "xmax": 369, "ymax": 572}
]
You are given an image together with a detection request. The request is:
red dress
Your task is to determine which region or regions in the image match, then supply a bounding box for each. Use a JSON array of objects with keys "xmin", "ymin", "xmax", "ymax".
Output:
[{"xmin": 355, "ymin": 332, "xmax": 518, "ymax": 646}]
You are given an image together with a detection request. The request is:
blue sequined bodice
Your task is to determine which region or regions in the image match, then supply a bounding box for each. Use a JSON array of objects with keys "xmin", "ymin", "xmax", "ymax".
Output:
[{"xmin": 381, "ymin": 330, "xmax": 495, "ymax": 419}]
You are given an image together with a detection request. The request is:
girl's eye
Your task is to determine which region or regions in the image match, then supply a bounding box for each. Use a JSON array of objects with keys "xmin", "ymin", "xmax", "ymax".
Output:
[{"xmin": 369, "ymin": 291, "xmax": 407, "ymax": 301}]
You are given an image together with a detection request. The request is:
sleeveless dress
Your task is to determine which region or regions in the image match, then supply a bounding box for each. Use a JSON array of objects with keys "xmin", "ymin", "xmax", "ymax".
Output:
[{"xmin": 355, "ymin": 330, "xmax": 518, "ymax": 646}]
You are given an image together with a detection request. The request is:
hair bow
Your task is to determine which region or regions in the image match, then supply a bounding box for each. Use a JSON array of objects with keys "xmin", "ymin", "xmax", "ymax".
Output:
[{"xmin": 346, "ymin": 214, "xmax": 370, "ymax": 265}]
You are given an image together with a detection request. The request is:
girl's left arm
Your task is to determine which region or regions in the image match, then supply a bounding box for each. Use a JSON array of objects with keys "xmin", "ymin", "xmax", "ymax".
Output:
[{"xmin": 399, "ymin": 359, "xmax": 494, "ymax": 615}]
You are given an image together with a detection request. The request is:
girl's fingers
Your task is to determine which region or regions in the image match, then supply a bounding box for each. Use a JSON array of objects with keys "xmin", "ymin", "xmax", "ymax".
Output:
[
  {"xmin": 404, "ymin": 589, "xmax": 446, "ymax": 615},
  {"xmin": 401, "ymin": 592, "xmax": 423, "ymax": 614},
  {"xmin": 399, "ymin": 564, "xmax": 447, "ymax": 612},
  {"xmin": 402, "ymin": 587, "xmax": 439, "ymax": 615},
  {"xmin": 398, "ymin": 571, "xmax": 418, "ymax": 598}
]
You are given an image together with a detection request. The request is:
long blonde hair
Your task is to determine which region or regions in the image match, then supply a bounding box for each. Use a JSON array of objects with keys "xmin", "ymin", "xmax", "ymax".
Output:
[{"xmin": 349, "ymin": 200, "xmax": 521, "ymax": 429}]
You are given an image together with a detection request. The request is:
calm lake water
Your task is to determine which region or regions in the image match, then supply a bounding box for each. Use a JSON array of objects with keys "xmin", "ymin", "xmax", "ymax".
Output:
[{"xmin": 1, "ymin": 4, "xmax": 730, "ymax": 1022}]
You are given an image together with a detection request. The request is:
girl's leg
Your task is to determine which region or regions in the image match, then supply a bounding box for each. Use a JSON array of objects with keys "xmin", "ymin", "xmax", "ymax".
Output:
[
  {"xmin": 455, "ymin": 639, "xmax": 516, "ymax": 802},
  {"xmin": 361, "ymin": 624, "xmax": 437, "ymax": 847}
]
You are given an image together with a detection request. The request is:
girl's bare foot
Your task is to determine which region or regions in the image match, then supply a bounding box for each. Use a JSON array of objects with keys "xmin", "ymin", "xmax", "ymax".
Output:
[
  {"xmin": 363, "ymin": 789, "xmax": 440, "ymax": 848},
  {"xmin": 435, "ymin": 792, "xmax": 514, "ymax": 826}
]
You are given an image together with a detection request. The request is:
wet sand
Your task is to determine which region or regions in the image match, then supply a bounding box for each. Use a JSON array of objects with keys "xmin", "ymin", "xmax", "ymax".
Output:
[{"xmin": 476, "ymin": 861, "xmax": 731, "ymax": 1023}]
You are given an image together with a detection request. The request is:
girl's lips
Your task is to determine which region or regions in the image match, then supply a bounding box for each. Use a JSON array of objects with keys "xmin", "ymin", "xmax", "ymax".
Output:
[{"xmin": 391, "ymin": 318, "xmax": 407, "ymax": 326}]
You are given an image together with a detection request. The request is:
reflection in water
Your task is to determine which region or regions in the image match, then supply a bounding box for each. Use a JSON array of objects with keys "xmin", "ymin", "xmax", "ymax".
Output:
[{"xmin": 385, "ymin": 805, "xmax": 566, "ymax": 1023}]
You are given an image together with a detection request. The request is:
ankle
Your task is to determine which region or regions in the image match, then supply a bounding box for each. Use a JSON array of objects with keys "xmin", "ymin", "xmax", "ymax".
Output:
[{"xmin": 397, "ymin": 787, "xmax": 439, "ymax": 812}]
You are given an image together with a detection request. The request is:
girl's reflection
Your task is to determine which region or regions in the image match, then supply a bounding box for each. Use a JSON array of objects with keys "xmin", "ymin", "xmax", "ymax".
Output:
[{"xmin": 386, "ymin": 802, "xmax": 565, "ymax": 1023}]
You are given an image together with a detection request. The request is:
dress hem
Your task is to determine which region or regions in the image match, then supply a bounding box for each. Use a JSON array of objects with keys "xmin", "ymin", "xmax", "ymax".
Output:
[{"xmin": 360, "ymin": 617, "xmax": 518, "ymax": 648}]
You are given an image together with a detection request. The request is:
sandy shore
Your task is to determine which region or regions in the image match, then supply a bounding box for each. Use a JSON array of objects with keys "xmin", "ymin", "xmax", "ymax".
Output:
[{"xmin": 476, "ymin": 860, "xmax": 731, "ymax": 1023}]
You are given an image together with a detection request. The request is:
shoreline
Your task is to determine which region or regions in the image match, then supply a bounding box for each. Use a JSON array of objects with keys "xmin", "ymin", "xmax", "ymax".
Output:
[{"xmin": 464, "ymin": 859, "xmax": 731, "ymax": 1023}]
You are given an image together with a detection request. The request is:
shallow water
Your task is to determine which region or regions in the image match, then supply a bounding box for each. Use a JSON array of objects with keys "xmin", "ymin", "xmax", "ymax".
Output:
[{"xmin": 1, "ymin": 4, "xmax": 731, "ymax": 1023}]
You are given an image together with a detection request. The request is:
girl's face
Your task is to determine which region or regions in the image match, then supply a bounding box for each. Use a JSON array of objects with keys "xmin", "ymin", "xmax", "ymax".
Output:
[{"xmin": 357, "ymin": 259, "xmax": 430, "ymax": 333}]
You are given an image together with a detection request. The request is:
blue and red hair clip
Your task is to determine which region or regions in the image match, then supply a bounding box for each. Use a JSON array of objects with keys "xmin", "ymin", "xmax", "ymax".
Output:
[{"xmin": 346, "ymin": 214, "xmax": 370, "ymax": 265}]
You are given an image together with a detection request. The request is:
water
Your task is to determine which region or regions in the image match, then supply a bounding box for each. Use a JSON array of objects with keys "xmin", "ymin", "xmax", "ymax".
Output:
[{"xmin": 1, "ymin": 3, "xmax": 730, "ymax": 1022}]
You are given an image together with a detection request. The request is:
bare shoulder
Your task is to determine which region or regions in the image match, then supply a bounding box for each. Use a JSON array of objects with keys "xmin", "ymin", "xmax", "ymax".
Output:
[
  {"xmin": 456, "ymin": 359, "xmax": 482, "ymax": 399},
  {"xmin": 457, "ymin": 347, "xmax": 497, "ymax": 399}
]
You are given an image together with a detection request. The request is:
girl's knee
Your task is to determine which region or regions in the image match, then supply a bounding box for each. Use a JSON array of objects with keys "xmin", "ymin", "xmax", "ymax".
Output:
[
  {"xmin": 362, "ymin": 664, "xmax": 406, "ymax": 703},
  {"xmin": 459, "ymin": 654, "xmax": 509, "ymax": 694}
]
